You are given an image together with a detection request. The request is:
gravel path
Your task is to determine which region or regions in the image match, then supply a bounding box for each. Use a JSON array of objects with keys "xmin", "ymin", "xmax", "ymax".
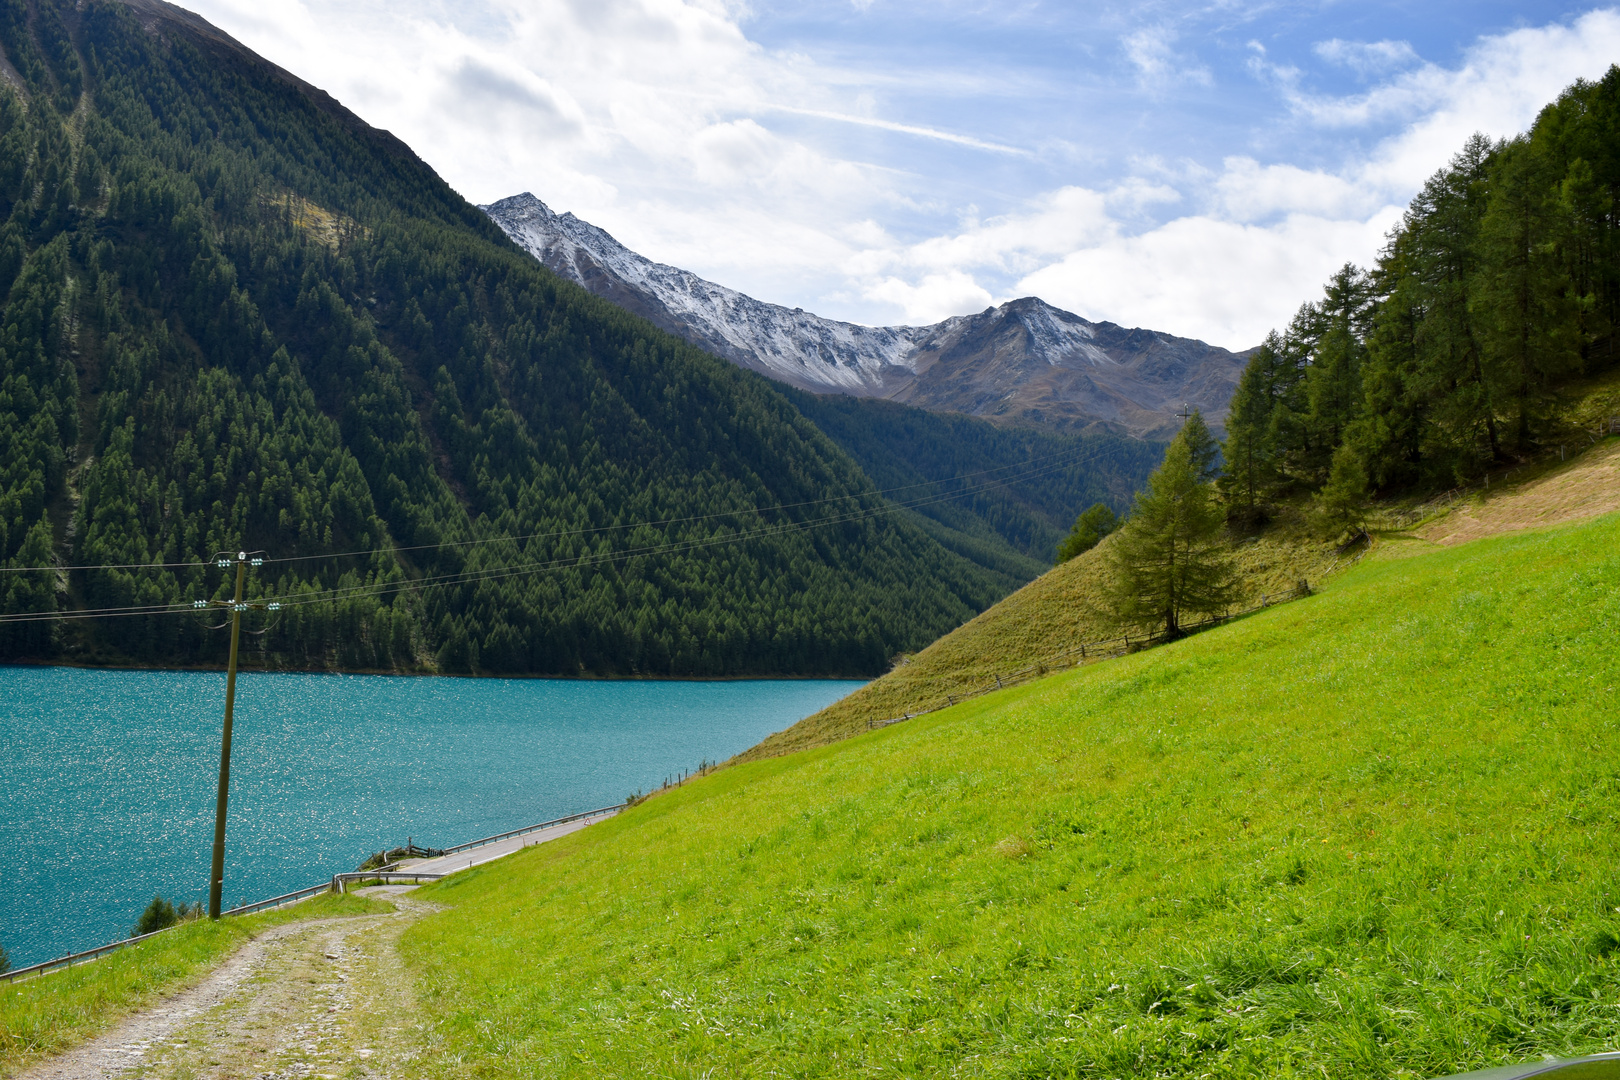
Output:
[{"xmin": 17, "ymin": 889, "xmax": 431, "ymax": 1080}]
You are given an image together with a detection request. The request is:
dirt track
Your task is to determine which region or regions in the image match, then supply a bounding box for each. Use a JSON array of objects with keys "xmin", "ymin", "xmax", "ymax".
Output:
[{"xmin": 18, "ymin": 890, "xmax": 430, "ymax": 1080}]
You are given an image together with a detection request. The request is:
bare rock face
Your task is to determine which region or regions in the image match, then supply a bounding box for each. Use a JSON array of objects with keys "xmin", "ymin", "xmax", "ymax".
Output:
[{"xmin": 483, "ymin": 193, "xmax": 1252, "ymax": 438}]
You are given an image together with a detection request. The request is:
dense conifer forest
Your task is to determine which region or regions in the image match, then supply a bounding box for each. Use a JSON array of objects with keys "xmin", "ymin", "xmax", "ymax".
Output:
[
  {"xmin": 1223, "ymin": 70, "xmax": 1620, "ymax": 506},
  {"xmin": 0, "ymin": 0, "xmax": 1145, "ymax": 676},
  {"xmin": 780, "ymin": 389, "xmax": 1161, "ymax": 577}
]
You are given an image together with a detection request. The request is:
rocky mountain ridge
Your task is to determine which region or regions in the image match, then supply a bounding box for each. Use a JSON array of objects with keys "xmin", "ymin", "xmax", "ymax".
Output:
[{"xmin": 483, "ymin": 193, "xmax": 1253, "ymax": 439}]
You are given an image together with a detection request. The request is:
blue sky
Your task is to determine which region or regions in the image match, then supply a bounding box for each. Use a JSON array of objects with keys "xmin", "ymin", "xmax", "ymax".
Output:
[{"xmin": 184, "ymin": 0, "xmax": 1618, "ymax": 347}]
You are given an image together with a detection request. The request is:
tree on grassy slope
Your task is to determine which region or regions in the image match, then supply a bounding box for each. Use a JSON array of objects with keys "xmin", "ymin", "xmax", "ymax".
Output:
[
  {"xmin": 1055, "ymin": 502, "xmax": 1119, "ymax": 562},
  {"xmin": 1103, "ymin": 431, "xmax": 1237, "ymax": 638},
  {"xmin": 1179, "ymin": 408, "xmax": 1222, "ymax": 482},
  {"xmin": 1309, "ymin": 444, "xmax": 1372, "ymax": 542}
]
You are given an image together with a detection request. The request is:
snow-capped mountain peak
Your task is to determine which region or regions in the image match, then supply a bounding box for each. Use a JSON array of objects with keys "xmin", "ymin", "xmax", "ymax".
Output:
[
  {"xmin": 481, "ymin": 193, "xmax": 1251, "ymax": 438},
  {"xmin": 485, "ymin": 193, "xmax": 928, "ymax": 394}
]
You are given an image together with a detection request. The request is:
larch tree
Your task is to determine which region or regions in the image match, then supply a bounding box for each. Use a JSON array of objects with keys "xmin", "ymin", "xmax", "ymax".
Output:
[{"xmin": 1103, "ymin": 431, "xmax": 1238, "ymax": 639}]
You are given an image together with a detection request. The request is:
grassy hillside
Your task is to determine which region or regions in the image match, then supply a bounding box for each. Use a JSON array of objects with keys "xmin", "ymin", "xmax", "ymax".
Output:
[
  {"xmin": 746, "ymin": 506, "xmax": 1351, "ymax": 757},
  {"xmin": 761, "ymin": 382, "xmax": 1620, "ymax": 756},
  {"xmin": 397, "ymin": 511, "xmax": 1620, "ymax": 1078}
]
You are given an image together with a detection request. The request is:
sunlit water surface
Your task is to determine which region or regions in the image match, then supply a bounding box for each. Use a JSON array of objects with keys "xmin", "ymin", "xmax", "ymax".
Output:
[{"xmin": 0, "ymin": 667, "xmax": 861, "ymax": 969}]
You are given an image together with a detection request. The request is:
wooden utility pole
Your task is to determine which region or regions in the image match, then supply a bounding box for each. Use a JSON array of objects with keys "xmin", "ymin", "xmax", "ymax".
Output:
[
  {"xmin": 208, "ymin": 554, "xmax": 246, "ymax": 919},
  {"xmin": 201, "ymin": 551, "xmax": 278, "ymax": 919}
]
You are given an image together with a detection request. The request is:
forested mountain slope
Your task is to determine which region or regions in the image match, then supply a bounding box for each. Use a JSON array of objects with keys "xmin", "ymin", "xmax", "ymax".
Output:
[
  {"xmin": 1223, "ymin": 68, "xmax": 1620, "ymax": 503},
  {"xmin": 0, "ymin": 0, "xmax": 1037, "ymax": 676},
  {"xmin": 777, "ymin": 389, "xmax": 1162, "ymax": 578}
]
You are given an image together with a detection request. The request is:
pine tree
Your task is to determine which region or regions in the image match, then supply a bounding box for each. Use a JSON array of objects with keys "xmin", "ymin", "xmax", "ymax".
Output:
[
  {"xmin": 1102, "ymin": 434, "xmax": 1237, "ymax": 638},
  {"xmin": 1301, "ymin": 264, "xmax": 1376, "ymax": 481},
  {"xmin": 132, "ymin": 895, "xmax": 178, "ymax": 937},
  {"xmin": 1472, "ymin": 135, "xmax": 1580, "ymax": 449}
]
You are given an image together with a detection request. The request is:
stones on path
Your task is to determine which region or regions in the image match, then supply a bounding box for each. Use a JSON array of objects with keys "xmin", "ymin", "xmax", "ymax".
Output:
[{"xmin": 17, "ymin": 893, "xmax": 433, "ymax": 1080}]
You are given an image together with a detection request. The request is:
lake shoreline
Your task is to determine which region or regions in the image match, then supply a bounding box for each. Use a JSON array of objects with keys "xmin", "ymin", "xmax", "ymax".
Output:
[
  {"xmin": 0, "ymin": 658, "xmax": 875, "ymax": 683},
  {"xmin": 3, "ymin": 668, "xmax": 864, "ymax": 969}
]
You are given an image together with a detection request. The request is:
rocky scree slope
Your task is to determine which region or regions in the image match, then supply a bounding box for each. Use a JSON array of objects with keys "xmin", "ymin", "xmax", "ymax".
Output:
[{"xmin": 483, "ymin": 193, "xmax": 1253, "ymax": 440}]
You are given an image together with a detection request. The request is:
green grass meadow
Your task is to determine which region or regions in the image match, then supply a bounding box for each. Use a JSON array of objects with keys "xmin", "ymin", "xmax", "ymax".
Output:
[
  {"xmin": 402, "ymin": 515, "xmax": 1620, "ymax": 1078},
  {"xmin": 0, "ymin": 893, "xmax": 391, "ymax": 1074}
]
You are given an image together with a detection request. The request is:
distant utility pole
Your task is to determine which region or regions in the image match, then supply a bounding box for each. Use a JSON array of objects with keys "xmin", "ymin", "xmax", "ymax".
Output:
[
  {"xmin": 197, "ymin": 551, "xmax": 279, "ymax": 919},
  {"xmin": 1176, "ymin": 403, "xmax": 1193, "ymax": 425}
]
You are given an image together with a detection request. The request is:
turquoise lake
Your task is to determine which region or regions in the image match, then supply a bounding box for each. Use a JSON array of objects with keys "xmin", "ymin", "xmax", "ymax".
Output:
[{"xmin": 0, "ymin": 667, "xmax": 862, "ymax": 970}]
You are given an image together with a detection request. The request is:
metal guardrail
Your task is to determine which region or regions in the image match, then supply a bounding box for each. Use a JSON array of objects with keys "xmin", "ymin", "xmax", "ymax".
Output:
[
  {"xmin": 222, "ymin": 881, "xmax": 333, "ymax": 918},
  {"xmin": 0, "ymin": 880, "xmax": 341, "ymax": 984},
  {"xmin": 433, "ymin": 805, "xmax": 622, "ymax": 856},
  {"xmin": 2, "ymin": 804, "xmax": 624, "ymax": 984},
  {"xmin": 0, "ymin": 924, "xmax": 178, "ymax": 984},
  {"xmin": 331, "ymin": 870, "xmax": 446, "ymax": 893}
]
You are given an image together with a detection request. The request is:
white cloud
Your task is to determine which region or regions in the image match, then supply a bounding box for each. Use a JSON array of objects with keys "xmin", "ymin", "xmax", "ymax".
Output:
[
  {"xmin": 1123, "ymin": 25, "xmax": 1213, "ymax": 88},
  {"xmin": 1289, "ymin": 10, "xmax": 1620, "ymax": 138},
  {"xmin": 1360, "ymin": 9, "xmax": 1620, "ymax": 190},
  {"xmin": 868, "ymin": 272, "xmax": 993, "ymax": 325},
  {"xmin": 179, "ymin": 1, "xmax": 1620, "ymax": 351},
  {"xmin": 870, "ymin": 186, "xmax": 1120, "ymax": 277},
  {"xmin": 1313, "ymin": 38, "xmax": 1421, "ymax": 77},
  {"xmin": 1212, "ymin": 158, "xmax": 1381, "ymax": 224},
  {"xmin": 1015, "ymin": 209, "xmax": 1403, "ymax": 347},
  {"xmin": 756, "ymin": 103, "xmax": 1030, "ymax": 155},
  {"xmin": 848, "ymin": 8, "xmax": 1620, "ymax": 348}
]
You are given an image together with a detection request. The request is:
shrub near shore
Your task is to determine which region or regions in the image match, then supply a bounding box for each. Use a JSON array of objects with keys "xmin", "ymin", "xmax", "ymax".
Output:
[{"xmin": 401, "ymin": 513, "xmax": 1620, "ymax": 1078}]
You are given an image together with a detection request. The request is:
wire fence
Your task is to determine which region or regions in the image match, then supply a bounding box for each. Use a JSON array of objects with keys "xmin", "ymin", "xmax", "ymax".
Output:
[
  {"xmin": 1388, "ymin": 418, "xmax": 1619, "ymax": 527},
  {"xmin": 866, "ymin": 581, "xmax": 1316, "ymax": 732}
]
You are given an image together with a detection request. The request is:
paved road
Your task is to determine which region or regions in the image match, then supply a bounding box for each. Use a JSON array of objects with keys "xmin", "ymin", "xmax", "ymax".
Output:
[{"xmin": 395, "ymin": 808, "xmax": 618, "ymax": 877}]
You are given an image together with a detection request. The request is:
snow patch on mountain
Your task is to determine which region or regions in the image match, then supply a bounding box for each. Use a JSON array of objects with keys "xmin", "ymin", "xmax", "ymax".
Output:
[
  {"xmin": 483, "ymin": 193, "xmax": 933, "ymax": 394},
  {"xmin": 481, "ymin": 192, "xmax": 1251, "ymax": 437}
]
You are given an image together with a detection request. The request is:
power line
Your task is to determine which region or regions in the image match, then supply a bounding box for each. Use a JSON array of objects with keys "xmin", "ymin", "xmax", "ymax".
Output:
[
  {"xmin": 0, "ymin": 557, "xmax": 211, "ymax": 574},
  {"xmin": 0, "ymin": 437, "xmax": 1129, "ymax": 624},
  {"xmin": 0, "ymin": 601, "xmax": 203, "ymax": 624},
  {"xmin": 259, "ymin": 444, "xmax": 1115, "ymax": 612},
  {"xmin": 260, "ymin": 433, "xmax": 1116, "ymax": 568}
]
